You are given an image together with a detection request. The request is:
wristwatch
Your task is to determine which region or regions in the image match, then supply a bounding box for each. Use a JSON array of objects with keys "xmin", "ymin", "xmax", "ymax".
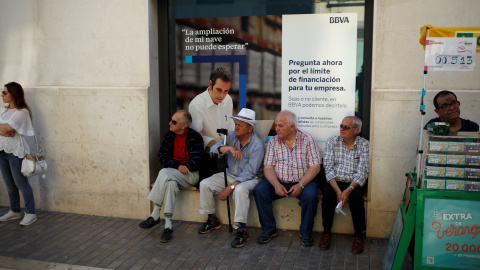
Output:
[
  {"xmin": 298, "ymin": 182, "xmax": 305, "ymax": 189},
  {"xmin": 230, "ymin": 184, "xmax": 235, "ymax": 190},
  {"xmin": 349, "ymin": 185, "xmax": 355, "ymax": 190}
]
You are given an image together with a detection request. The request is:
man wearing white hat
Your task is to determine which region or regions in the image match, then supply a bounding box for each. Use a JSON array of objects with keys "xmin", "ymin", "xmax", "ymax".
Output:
[{"xmin": 198, "ymin": 108, "xmax": 265, "ymax": 248}]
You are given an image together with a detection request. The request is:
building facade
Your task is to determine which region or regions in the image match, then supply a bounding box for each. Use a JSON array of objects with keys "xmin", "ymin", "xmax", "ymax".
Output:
[{"xmin": 0, "ymin": 0, "xmax": 478, "ymax": 238}]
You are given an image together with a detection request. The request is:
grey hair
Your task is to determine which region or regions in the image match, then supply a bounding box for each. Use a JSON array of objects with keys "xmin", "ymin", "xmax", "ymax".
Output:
[
  {"xmin": 278, "ymin": 110, "xmax": 297, "ymax": 129},
  {"xmin": 344, "ymin": 116, "xmax": 362, "ymax": 135},
  {"xmin": 178, "ymin": 110, "xmax": 192, "ymax": 127}
]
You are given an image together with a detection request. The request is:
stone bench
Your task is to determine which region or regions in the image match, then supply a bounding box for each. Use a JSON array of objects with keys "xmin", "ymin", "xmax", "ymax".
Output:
[{"xmin": 152, "ymin": 182, "xmax": 366, "ymax": 234}]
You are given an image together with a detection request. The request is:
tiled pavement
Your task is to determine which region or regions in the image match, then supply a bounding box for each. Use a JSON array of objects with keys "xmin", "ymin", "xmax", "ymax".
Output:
[{"xmin": 0, "ymin": 207, "xmax": 410, "ymax": 270}]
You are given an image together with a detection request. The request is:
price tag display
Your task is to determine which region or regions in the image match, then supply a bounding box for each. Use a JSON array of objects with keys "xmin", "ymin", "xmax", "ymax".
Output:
[{"xmin": 425, "ymin": 37, "xmax": 477, "ymax": 71}]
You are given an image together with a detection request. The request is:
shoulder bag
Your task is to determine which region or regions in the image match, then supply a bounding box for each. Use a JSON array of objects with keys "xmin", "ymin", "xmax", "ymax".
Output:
[{"xmin": 20, "ymin": 134, "xmax": 47, "ymax": 178}]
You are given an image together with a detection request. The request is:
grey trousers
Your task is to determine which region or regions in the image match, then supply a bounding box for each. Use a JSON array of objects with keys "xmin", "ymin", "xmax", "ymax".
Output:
[
  {"xmin": 199, "ymin": 172, "xmax": 260, "ymax": 224},
  {"xmin": 147, "ymin": 168, "xmax": 199, "ymax": 213}
]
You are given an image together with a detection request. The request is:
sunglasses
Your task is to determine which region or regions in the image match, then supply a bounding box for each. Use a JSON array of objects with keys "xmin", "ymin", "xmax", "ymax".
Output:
[
  {"xmin": 340, "ymin": 124, "xmax": 355, "ymax": 130},
  {"xmin": 1, "ymin": 91, "xmax": 7, "ymax": 95},
  {"xmin": 170, "ymin": 119, "xmax": 178, "ymax": 125}
]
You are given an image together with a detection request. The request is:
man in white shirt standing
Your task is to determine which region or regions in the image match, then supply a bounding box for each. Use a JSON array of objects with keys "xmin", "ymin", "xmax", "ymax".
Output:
[{"xmin": 189, "ymin": 67, "xmax": 235, "ymax": 153}]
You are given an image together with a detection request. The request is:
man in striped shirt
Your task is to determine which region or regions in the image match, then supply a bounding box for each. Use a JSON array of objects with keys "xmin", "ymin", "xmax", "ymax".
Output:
[
  {"xmin": 254, "ymin": 110, "xmax": 321, "ymax": 247},
  {"xmin": 319, "ymin": 116, "xmax": 369, "ymax": 254}
]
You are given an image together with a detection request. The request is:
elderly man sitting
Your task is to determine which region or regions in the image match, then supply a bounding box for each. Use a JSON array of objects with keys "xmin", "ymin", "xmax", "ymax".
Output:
[
  {"xmin": 198, "ymin": 108, "xmax": 265, "ymax": 248},
  {"xmin": 138, "ymin": 111, "xmax": 204, "ymax": 243},
  {"xmin": 254, "ymin": 110, "xmax": 321, "ymax": 247},
  {"xmin": 320, "ymin": 116, "xmax": 369, "ymax": 254}
]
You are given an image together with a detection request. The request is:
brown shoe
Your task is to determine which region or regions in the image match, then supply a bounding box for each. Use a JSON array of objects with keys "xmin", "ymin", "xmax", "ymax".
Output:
[
  {"xmin": 352, "ymin": 237, "xmax": 364, "ymax": 254},
  {"xmin": 319, "ymin": 233, "xmax": 331, "ymax": 250}
]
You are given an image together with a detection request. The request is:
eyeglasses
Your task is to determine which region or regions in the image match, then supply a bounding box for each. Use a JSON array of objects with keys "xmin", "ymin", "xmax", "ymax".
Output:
[
  {"xmin": 170, "ymin": 119, "xmax": 178, "ymax": 125},
  {"xmin": 438, "ymin": 100, "xmax": 460, "ymax": 111},
  {"xmin": 1, "ymin": 91, "xmax": 7, "ymax": 95},
  {"xmin": 340, "ymin": 124, "xmax": 356, "ymax": 130}
]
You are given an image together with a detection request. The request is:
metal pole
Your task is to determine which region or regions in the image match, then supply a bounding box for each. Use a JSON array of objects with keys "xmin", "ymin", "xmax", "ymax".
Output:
[{"xmin": 416, "ymin": 29, "xmax": 430, "ymax": 185}]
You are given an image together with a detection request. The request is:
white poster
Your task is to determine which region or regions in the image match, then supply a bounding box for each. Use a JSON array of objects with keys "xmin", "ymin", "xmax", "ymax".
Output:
[
  {"xmin": 425, "ymin": 37, "xmax": 477, "ymax": 71},
  {"xmin": 282, "ymin": 14, "xmax": 357, "ymax": 150}
]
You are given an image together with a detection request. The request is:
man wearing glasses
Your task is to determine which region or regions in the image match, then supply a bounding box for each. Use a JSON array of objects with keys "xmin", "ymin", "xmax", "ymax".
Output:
[
  {"xmin": 320, "ymin": 116, "xmax": 369, "ymax": 254},
  {"xmin": 138, "ymin": 111, "xmax": 204, "ymax": 243},
  {"xmin": 423, "ymin": 90, "xmax": 479, "ymax": 132}
]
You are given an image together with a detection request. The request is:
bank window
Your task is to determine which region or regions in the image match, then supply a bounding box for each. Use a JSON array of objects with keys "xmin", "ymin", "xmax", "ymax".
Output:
[{"xmin": 169, "ymin": 0, "xmax": 371, "ymax": 139}]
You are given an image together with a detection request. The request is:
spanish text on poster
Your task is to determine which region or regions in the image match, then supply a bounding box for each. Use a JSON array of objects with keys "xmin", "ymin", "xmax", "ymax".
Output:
[{"xmin": 282, "ymin": 14, "xmax": 357, "ymax": 149}]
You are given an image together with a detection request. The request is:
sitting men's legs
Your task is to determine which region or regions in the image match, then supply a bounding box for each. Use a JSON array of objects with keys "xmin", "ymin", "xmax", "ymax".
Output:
[
  {"xmin": 347, "ymin": 186, "xmax": 366, "ymax": 238},
  {"xmin": 231, "ymin": 178, "xmax": 259, "ymax": 225},
  {"xmin": 298, "ymin": 180, "xmax": 319, "ymax": 238},
  {"xmin": 141, "ymin": 168, "xmax": 199, "ymax": 241},
  {"xmin": 253, "ymin": 179, "xmax": 282, "ymax": 235},
  {"xmin": 319, "ymin": 182, "xmax": 338, "ymax": 250},
  {"xmin": 321, "ymin": 183, "xmax": 338, "ymax": 235},
  {"xmin": 199, "ymin": 172, "xmax": 235, "ymax": 217},
  {"xmin": 198, "ymin": 172, "xmax": 235, "ymax": 233},
  {"xmin": 148, "ymin": 168, "xmax": 199, "ymax": 212},
  {"xmin": 230, "ymin": 179, "xmax": 259, "ymax": 248}
]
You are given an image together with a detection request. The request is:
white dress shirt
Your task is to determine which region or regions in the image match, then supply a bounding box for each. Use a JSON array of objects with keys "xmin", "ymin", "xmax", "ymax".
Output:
[{"xmin": 188, "ymin": 89, "xmax": 235, "ymax": 147}]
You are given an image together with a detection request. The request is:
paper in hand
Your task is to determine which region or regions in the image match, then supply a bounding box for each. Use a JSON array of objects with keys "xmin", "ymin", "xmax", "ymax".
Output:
[{"xmin": 335, "ymin": 200, "xmax": 347, "ymax": 216}]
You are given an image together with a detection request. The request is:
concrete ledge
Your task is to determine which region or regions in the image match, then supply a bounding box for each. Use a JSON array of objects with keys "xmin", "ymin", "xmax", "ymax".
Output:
[{"xmin": 156, "ymin": 187, "xmax": 366, "ymax": 234}]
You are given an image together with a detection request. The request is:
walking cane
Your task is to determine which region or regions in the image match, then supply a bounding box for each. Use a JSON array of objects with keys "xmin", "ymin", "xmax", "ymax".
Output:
[{"xmin": 217, "ymin": 128, "xmax": 233, "ymax": 232}]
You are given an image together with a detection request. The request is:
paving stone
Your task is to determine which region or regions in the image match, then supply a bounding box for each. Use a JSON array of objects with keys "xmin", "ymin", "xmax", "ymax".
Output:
[{"xmin": 0, "ymin": 207, "xmax": 408, "ymax": 270}]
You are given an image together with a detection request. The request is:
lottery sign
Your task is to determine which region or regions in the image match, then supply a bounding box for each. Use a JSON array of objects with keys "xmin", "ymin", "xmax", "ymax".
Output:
[{"xmin": 425, "ymin": 37, "xmax": 477, "ymax": 71}]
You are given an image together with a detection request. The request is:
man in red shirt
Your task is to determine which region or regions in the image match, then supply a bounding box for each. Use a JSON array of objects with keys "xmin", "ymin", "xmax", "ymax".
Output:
[{"xmin": 138, "ymin": 111, "xmax": 204, "ymax": 243}]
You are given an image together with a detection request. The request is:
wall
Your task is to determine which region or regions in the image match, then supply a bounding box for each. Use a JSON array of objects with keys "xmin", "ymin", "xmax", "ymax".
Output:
[
  {"xmin": 1, "ymin": 0, "xmax": 479, "ymax": 238},
  {"xmin": 0, "ymin": 0, "xmax": 155, "ymax": 219},
  {"xmin": 368, "ymin": 0, "xmax": 480, "ymax": 237}
]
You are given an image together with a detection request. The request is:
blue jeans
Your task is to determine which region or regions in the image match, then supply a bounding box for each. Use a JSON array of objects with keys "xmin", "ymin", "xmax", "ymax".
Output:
[
  {"xmin": 254, "ymin": 179, "xmax": 318, "ymax": 237},
  {"xmin": 0, "ymin": 151, "xmax": 35, "ymax": 214}
]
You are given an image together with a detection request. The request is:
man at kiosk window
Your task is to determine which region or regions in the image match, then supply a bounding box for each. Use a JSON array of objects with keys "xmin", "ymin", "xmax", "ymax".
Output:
[
  {"xmin": 320, "ymin": 116, "xmax": 369, "ymax": 254},
  {"xmin": 423, "ymin": 90, "xmax": 479, "ymax": 132}
]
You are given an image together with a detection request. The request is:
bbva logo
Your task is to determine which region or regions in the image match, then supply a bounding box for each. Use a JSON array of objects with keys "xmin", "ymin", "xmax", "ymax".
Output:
[{"xmin": 330, "ymin": 17, "xmax": 350, "ymax": 23}]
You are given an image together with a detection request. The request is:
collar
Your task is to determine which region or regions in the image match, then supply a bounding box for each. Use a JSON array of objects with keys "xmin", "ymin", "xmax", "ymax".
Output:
[
  {"xmin": 204, "ymin": 88, "xmax": 218, "ymax": 108},
  {"xmin": 234, "ymin": 131, "xmax": 254, "ymax": 148},
  {"xmin": 339, "ymin": 135, "xmax": 358, "ymax": 148},
  {"xmin": 176, "ymin": 127, "xmax": 189, "ymax": 138}
]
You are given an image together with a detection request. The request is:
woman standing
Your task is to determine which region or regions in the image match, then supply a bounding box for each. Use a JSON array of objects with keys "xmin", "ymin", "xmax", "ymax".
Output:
[{"xmin": 0, "ymin": 82, "xmax": 37, "ymax": 226}]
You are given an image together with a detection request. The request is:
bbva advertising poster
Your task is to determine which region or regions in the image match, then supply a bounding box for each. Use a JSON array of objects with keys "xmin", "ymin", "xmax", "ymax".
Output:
[{"xmin": 175, "ymin": 13, "xmax": 358, "ymax": 150}]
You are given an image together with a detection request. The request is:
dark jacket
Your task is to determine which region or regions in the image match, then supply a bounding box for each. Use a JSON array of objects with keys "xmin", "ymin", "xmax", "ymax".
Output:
[{"xmin": 158, "ymin": 128, "xmax": 204, "ymax": 172}]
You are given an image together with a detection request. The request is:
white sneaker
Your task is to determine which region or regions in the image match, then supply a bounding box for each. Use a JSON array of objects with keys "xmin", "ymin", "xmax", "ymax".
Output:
[
  {"xmin": 20, "ymin": 213, "xmax": 37, "ymax": 226},
  {"xmin": 0, "ymin": 210, "xmax": 22, "ymax": 221}
]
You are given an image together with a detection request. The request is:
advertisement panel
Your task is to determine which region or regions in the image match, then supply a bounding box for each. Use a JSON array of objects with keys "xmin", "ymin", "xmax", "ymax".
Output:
[
  {"xmin": 422, "ymin": 198, "xmax": 480, "ymax": 269},
  {"xmin": 282, "ymin": 14, "xmax": 357, "ymax": 149}
]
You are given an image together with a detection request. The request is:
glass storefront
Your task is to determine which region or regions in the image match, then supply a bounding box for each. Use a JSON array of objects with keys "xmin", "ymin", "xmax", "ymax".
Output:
[{"xmin": 166, "ymin": 0, "xmax": 372, "ymax": 138}]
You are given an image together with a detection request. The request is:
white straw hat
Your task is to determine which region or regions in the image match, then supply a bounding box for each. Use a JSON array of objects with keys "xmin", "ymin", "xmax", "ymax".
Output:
[{"xmin": 230, "ymin": 108, "xmax": 257, "ymax": 126}]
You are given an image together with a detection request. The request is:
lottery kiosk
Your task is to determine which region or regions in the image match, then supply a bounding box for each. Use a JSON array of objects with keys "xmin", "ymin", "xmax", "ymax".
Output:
[
  {"xmin": 384, "ymin": 131, "xmax": 480, "ymax": 270},
  {"xmin": 383, "ymin": 25, "xmax": 480, "ymax": 270}
]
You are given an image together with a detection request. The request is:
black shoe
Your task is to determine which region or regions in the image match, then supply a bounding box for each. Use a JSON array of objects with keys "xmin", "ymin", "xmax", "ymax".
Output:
[
  {"xmin": 160, "ymin": 228, "xmax": 173, "ymax": 243},
  {"xmin": 198, "ymin": 217, "xmax": 222, "ymax": 234},
  {"xmin": 257, "ymin": 231, "xmax": 277, "ymax": 244},
  {"xmin": 138, "ymin": 217, "xmax": 160, "ymax": 229},
  {"xmin": 231, "ymin": 229, "xmax": 249, "ymax": 248},
  {"xmin": 300, "ymin": 234, "xmax": 314, "ymax": 247}
]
